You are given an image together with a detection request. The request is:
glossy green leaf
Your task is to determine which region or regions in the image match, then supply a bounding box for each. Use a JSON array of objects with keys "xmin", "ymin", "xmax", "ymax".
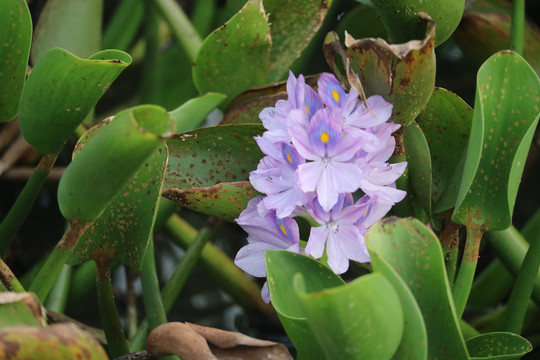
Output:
[
  {"xmin": 169, "ymin": 92, "xmax": 227, "ymax": 133},
  {"xmin": 368, "ymin": 252, "xmax": 427, "ymax": 359},
  {"xmin": 0, "ymin": 0, "xmax": 32, "ymax": 122},
  {"xmin": 452, "ymin": 51, "xmax": 540, "ymax": 230},
  {"xmin": 416, "ymin": 88, "xmax": 473, "ymax": 213},
  {"xmin": 295, "ymin": 272, "xmax": 403, "ymax": 360},
  {"xmin": 68, "ymin": 131, "xmax": 167, "ymax": 269},
  {"xmin": 0, "ymin": 324, "xmax": 108, "ymax": 360},
  {"xmin": 454, "ymin": 0, "xmax": 540, "ymax": 74},
  {"xmin": 404, "ymin": 122, "xmax": 432, "ymax": 219},
  {"xmin": 163, "ymin": 181, "xmax": 258, "ymax": 222},
  {"xmin": 265, "ymin": 0, "xmax": 330, "ymax": 81},
  {"xmin": 466, "ymin": 332, "xmax": 532, "ymax": 360},
  {"xmin": 265, "ymin": 250, "xmax": 345, "ymax": 360},
  {"xmin": 193, "ymin": 0, "xmax": 271, "ymax": 104},
  {"xmin": 19, "ymin": 48, "xmax": 131, "ymax": 154},
  {"xmin": 58, "ymin": 105, "xmax": 174, "ymax": 224},
  {"xmin": 371, "ymin": 0, "xmax": 464, "ymax": 47},
  {"xmin": 365, "ymin": 217, "xmax": 470, "ymax": 359},
  {"xmin": 335, "ymin": 4, "xmax": 388, "ymax": 41},
  {"xmin": 162, "ymin": 124, "xmax": 263, "ymax": 218},
  {"xmin": 337, "ymin": 14, "xmax": 436, "ymax": 126},
  {"xmin": 0, "ymin": 293, "xmax": 43, "ymax": 329},
  {"xmin": 30, "ymin": 0, "xmax": 102, "ymax": 63}
]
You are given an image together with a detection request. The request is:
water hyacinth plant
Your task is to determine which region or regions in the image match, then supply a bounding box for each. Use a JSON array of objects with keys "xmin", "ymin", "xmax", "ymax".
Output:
[{"xmin": 0, "ymin": 0, "xmax": 539, "ymax": 359}]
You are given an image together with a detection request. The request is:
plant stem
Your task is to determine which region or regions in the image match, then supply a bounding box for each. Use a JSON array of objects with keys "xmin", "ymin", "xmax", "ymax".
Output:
[
  {"xmin": 150, "ymin": 0, "xmax": 202, "ymax": 62},
  {"xmin": 468, "ymin": 259, "xmax": 513, "ymax": 310},
  {"xmin": 0, "ymin": 259, "xmax": 25, "ymax": 292},
  {"xmin": 452, "ymin": 225, "xmax": 484, "ymax": 317},
  {"xmin": 140, "ymin": 238, "xmax": 167, "ymax": 329},
  {"xmin": 129, "ymin": 216, "xmax": 221, "ymax": 351},
  {"xmin": 44, "ymin": 265, "xmax": 72, "ymax": 313},
  {"xmin": 487, "ymin": 227, "xmax": 540, "ymax": 307},
  {"xmin": 0, "ymin": 153, "xmax": 58, "ymax": 255},
  {"xmin": 500, "ymin": 229, "xmax": 540, "ymax": 334},
  {"xmin": 140, "ymin": 0, "xmax": 160, "ymax": 104},
  {"xmin": 509, "ymin": 0, "xmax": 525, "ymax": 55},
  {"xmin": 102, "ymin": 0, "xmax": 144, "ymax": 51},
  {"xmin": 96, "ymin": 260, "xmax": 130, "ymax": 358},
  {"xmin": 439, "ymin": 210, "xmax": 460, "ymax": 285},
  {"xmin": 28, "ymin": 220, "xmax": 89, "ymax": 302}
]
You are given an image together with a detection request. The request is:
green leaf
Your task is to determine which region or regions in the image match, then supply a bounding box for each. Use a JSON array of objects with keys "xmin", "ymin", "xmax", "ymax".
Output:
[
  {"xmin": 0, "ymin": 323, "xmax": 108, "ymax": 360},
  {"xmin": 163, "ymin": 181, "xmax": 257, "ymax": 222},
  {"xmin": 162, "ymin": 124, "xmax": 264, "ymax": 219},
  {"xmin": 295, "ymin": 272, "xmax": 403, "ymax": 360},
  {"xmin": 370, "ymin": 0, "xmax": 464, "ymax": 47},
  {"xmin": 335, "ymin": 4, "xmax": 388, "ymax": 41},
  {"xmin": 452, "ymin": 51, "xmax": 540, "ymax": 230},
  {"xmin": 416, "ymin": 88, "xmax": 473, "ymax": 213},
  {"xmin": 68, "ymin": 130, "xmax": 167, "ymax": 269},
  {"xmin": 466, "ymin": 332, "xmax": 532, "ymax": 360},
  {"xmin": 0, "ymin": 293, "xmax": 43, "ymax": 329},
  {"xmin": 265, "ymin": 0, "xmax": 330, "ymax": 81},
  {"xmin": 339, "ymin": 14, "xmax": 436, "ymax": 126},
  {"xmin": 0, "ymin": 0, "xmax": 32, "ymax": 122},
  {"xmin": 30, "ymin": 0, "xmax": 102, "ymax": 63},
  {"xmin": 102, "ymin": 0, "xmax": 144, "ymax": 51},
  {"xmin": 368, "ymin": 251, "xmax": 427, "ymax": 359},
  {"xmin": 193, "ymin": 0, "xmax": 271, "ymax": 104},
  {"xmin": 19, "ymin": 48, "xmax": 132, "ymax": 154},
  {"xmin": 365, "ymin": 217, "xmax": 470, "ymax": 359},
  {"xmin": 403, "ymin": 122, "xmax": 432, "ymax": 219},
  {"xmin": 58, "ymin": 105, "xmax": 174, "ymax": 224},
  {"xmin": 265, "ymin": 250, "xmax": 345, "ymax": 360},
  {"xmin": 169, "ymin": 92, "xmax": 227, "ymax": 133}
]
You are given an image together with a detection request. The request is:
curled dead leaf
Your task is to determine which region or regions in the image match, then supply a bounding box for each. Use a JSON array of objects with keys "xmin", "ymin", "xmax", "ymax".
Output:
[{"xmin": 147, "ymin": 322, "xmax": 292, "ymax": 360}]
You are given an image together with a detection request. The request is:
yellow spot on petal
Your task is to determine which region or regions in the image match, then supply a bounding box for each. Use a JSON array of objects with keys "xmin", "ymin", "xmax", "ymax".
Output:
[
  {"xmin": 332, "ymin": 90, "xmax": 339, "ymax": 103},
  {"xmin": 286, "ymin": 152, "xmax": 293, "ymax": 164},
  {"xmin": 320, "ymin": 131, "xmax": 330, "ymax": 143},
  {"xmin": 279, "ymin": 223, "xmax": 288, "ymax": 236},
  {"xmin": 304, "ymin": 103, "xmax": 310, "ymax": 117}
]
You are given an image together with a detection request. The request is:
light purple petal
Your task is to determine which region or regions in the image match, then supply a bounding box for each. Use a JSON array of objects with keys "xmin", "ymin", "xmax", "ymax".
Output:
[
  {"xmin": 296, "ymin": 161, "xmax": 324, "ymax": 192},
  {"xmin": 326, "ymin": 232, "xmax": 349, "ymax": 274},
  {"xmin": 290, "ymin": 125, "xmax": 322, "ymax": 160},
  {"xmin": 315, "ymin": 167, "xmax": 340, "ymax": 211},
  {"xmin": 329, "ymin": 132, "xmax": 368, "ymax": 161},
  {"xmin": 261, "ymin": 281, "xmax": 270, "ymax": 303},
  {"xmin": 346, "ymin": 95, "xmax": 393, "ymax": 128},
  {"xmin": 305, "ymin": 226, "xmax": 328, "ymax": 259},
  {"xmin": 325, "ymin": 162, "xmax": 363, "ymax": 194},
  {"xmin": 337, "ymin": 226, "xmax": 371, "ymax": 263},
  {"xmin": 234, "ymin": 241, "xmax": 277, "ymax": 277},
  {"xmin": 365, "ymin": 161, "xmax": 407, "ymax": 185}
]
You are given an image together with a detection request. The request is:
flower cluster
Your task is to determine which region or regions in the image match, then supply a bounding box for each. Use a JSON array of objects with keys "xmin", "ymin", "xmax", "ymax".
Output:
[{"xmin": 234, "ymin": 72, "xmax": 407, "ymax": 302}]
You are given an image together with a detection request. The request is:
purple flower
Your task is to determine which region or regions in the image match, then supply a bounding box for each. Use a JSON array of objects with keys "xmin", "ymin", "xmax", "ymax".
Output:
[
  {"xmin": 235, "ymin": 197, "xmax": 301, "ymax": 302},
  {"xmin": 290, "ymin": 108, "xmax": 365, "ymax": 211},
  {"xmin": 305, "ymin": 194, "xmax": 371, "ymax": 274}
]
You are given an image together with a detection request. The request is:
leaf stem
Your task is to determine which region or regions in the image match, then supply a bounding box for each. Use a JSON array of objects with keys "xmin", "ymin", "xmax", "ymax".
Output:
[
  {"xmin": 0, "ymin": 259, "xmax": 25, "ymax": 292},
  {"xmin": 452, "ymin": 225, "xmax": 484, "ymax": 317},
  {"xmin": 500, "ymin": 231, "xmax": 540, "ymax": 334},
  {"xmin": 0, "ymin": 153, "xmax": 58, "ymax": 255},
  {"xmin": 509, "ymin": 0, "xmax": 525, "ymax": 55},
  {"xmin": 96, "ymin": 260, "xmax": 130, "ymax": 358},
  {"xmin": 44, "ymin": 264, "xmax": 72, "ymax": 313},
  {"xmin": 487, "ymin": 226, "xmax": 540, "ymax": 307},
  {"xmin": 140, "ymin": 238, "xmax": 167, "ymax": 329},
  {"xmin": 468, "ymin": 259, "xmax": 513, "ymax": 310},
  {"xmin": 28, "ymin": 220, "xmax": 89, "ymax": 302},
  {"xmin": 140, "ymin": 0, "xmax": 160, "ymax": 104},
  {"xmin": 150, "ymin": 0, "xmax": 202, "ymax": 62}
]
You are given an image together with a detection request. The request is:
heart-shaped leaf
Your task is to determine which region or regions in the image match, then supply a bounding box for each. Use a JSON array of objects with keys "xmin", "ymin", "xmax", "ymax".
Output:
[
  {"xmin": 193, "ymin": 0, "xmax": 271, "ymax": 104},
  {"xmin": 371, "ymin": 0, "xmax": 464, "ymax": 47},
  {"xmin": 19, "ymin": 48, "xmax": 132, "ymax": 154},
  {"xmin": 452, "ymin": 51, "xmax": 540, "ymax": 230},
  {"xmin": 466, "ymin": 332, "xmax": 532, "ymax": 360},
  {"xmin": 0, "ymin": 0, "xmax": 32, "ymax": 122},
  {"xmin": 416, "ymin": 88, "xmax": 473, "ymax": 213},
  {"xmin": 266, "ymin": 250, "xmax": 345, "ymax": 360},
  {"xmin": 365, "ymin": 217, "xmax": 470, "ymax": 359},
  {"xmin": 58, "ymin": 105, "xmax": 174, "ymax": 224},
  {"xmin": 295, "ymin": 272, "xmax": 404, "ymax": 360},
  {"xmin": 30, "ymin": 0, "xmax": 102, "ymax": 63}
]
